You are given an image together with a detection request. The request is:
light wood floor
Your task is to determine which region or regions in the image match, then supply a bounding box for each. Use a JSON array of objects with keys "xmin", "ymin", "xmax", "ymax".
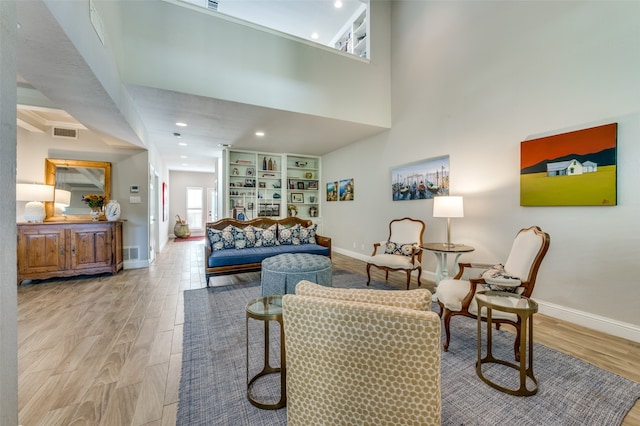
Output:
[{"xmin": 17, "ymin": 240, "xmax": 640, "ymax": 425}]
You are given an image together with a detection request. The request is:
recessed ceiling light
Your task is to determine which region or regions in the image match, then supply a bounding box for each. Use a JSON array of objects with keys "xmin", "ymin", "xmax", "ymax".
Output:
[
  {"xmin": 334, "ymin": 0, "xmax": 343, "ymax": 8},
  {"xmin": 255, "ymin": 131, "xmax": 265, "ymax": 137},
  {"xmin": 178, "ymin": 142, "xmax": 187, "ymax": 146},
  {"xmin": 176, "ymin": 122, "xmax": 187, "ymax": 127},
  {"xmin": 311, "ymin": 32, "xmax": 319, "ymax": 40},
  {"xmin": 180, "ymin": 155, "xmax": 188, "ymax": 159},
  {"xmin": 181, "ymin": 163, "xmax": 188, "ymax": 166}
]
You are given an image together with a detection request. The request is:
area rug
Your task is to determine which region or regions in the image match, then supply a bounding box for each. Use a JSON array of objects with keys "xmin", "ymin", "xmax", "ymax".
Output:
[{"xmin": 177, "ymin": 272, "xmax": 640, "ymax": 426}]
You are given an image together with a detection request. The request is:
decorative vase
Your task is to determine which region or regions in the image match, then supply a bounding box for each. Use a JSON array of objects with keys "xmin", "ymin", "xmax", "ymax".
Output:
[
  {"xmin": 90, "ymin": 208, "xmax": 101, "ymax": 222},
  {"xmin": 105, "ymin": 199, "xmax": 121, "ymax": 221}
]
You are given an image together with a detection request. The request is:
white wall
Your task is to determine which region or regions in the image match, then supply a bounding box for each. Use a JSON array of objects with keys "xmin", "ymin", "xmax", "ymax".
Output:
[
  {"xmin": 169, "ymin": 170, "xmax": 217, "ymax": 237},
  {"xmin": 323, "ymin": 1, "xmax": 640, "ymax": 339}
]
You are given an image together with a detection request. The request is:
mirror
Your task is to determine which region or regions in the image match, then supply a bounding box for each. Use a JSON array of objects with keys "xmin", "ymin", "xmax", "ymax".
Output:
[{"xmin": 44, "ymin": 159, "xmax": 111, "ymax": 221}]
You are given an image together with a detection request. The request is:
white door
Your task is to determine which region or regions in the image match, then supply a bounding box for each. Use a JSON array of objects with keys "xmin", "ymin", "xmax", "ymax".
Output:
[
  {"xmin": 206, "ymin": 187, "xmax": 216, "ymax": 223},
  {"xmin": 149, "ymin": 168, "xmax": 159, "ymax": 263}
]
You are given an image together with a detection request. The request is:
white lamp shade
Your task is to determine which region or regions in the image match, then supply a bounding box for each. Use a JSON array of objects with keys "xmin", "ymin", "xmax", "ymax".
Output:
[
  {"xmin": 16, "ymin": 183, "xmax": 55, "ymax": 202},
  {"xmin": 54, "ymin": 189, "xmax": 71, "ymax": 207},
  {"xmin": 433, "ymin": 196, "xmax": 464, "ymax": 218}
]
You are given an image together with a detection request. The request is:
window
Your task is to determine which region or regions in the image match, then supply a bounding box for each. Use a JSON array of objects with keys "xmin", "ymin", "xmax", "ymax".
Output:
[{"xmin": 186, "ymin": 187, "xmax": 203, "ymax": 230}]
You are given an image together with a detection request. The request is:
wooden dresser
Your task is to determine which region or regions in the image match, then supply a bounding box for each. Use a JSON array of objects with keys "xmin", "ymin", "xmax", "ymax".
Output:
[{"xmin": 17, "ymin": 221, "xmax": 124, "ymax": 284}]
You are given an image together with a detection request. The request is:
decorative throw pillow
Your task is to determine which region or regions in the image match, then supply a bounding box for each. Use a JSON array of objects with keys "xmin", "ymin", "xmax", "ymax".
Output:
[
  {"xmin": 249, "ymin": 226, "xmax": 264, "ymax": 248},
  {"xmin": 481, "ymin": 264, "xmax": 521, "ymax": 292},
  {"xmin": 221, "ymin": 225, "xmax": 235, "ymax": 249},
  {"xmin": 232, "ymin": 226, "xmax": 247, "ymax": 249},
  {"xmin": 258, "ymin": 224, "xmax": 279, "ymax": 247},
  {"xmin": 278, "ymin": 224, "xmax": 300, "ymax": 245},
  {"xmin": 243, "ymin": 226, "xmax": 258, "ymax": 248},
  {"xmin": 207, "ymin": 228, "xmax": 225, "ymax": 251},
  {"xmin": 299, "ymin": 224, "xmax": 317, "ymax": 244},
  {"xmin": 384, "ymin": 241, "xmax": 417, "ymax": 256}
]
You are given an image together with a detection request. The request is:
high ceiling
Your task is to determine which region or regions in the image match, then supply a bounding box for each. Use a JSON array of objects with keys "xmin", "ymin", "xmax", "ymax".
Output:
[{"xmin": 16, "ymin": 0, "xmax": 384, "ymax": 173}]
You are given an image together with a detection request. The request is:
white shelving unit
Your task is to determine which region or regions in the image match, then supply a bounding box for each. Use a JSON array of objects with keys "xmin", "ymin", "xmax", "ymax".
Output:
[
  {"xmin": 331, "ymin": 6, "xmax": 369, "ymax": 59},
  {"xmin": 223, "ymin": 150, "xmax": 321, "ymax": 221}
]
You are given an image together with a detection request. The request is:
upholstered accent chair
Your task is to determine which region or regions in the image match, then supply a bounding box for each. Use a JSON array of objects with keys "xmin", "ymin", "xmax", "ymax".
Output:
[
  {"xmin": 282, "ymin": 281, "xmax": 441, "ymax": 426},
  {"xmin": 436, "ymin": 226, "xmax": 550, "ymax": 360},
  {"xmin": 366, "ymin": 217, "xmax": 425, "ymax": 290}
]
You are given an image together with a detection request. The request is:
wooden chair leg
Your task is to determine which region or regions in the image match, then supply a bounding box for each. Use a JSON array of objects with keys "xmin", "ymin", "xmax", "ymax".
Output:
[
  {"xmin": 416, "ymin": 267, "xmax": 422, "ymax": 287},
  {"xmin": 366, "ymin": 264, "xmax": 372, "ymax": 286},
  {"xmin": 405, "ymin": 270, "xmax": 411, "ymax": 290},
  {"xmin": 442, "ymin": 308, "xmax": 453, "ymax": 352},
  {"xmin": 437, "ymin": 301, "xmax": 444, "ymax": 318},
  {"xmin": 385, "ymin": 271, "xmax": 389, "ymax": 281}
]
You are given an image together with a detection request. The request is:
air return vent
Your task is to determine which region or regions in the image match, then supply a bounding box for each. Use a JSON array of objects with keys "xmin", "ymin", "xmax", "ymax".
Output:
[
  {"xmin": 52, "ymin": 127, "xmax": 78, "ymax": 139},
  {"xmin": 207, "ymin": 0, "xmax": 218, "ymax": 11},
  {"xmin": 123, "ymin": 246, "xmax": 140, "ymax": 261}
]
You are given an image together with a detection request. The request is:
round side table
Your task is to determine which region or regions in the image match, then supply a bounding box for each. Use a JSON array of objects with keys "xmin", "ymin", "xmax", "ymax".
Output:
[
  {"xmin": 246, "ymin": 295, "xmax": 286, "ymax": 409},
  {"xmin": 475, "ymin": 290, "xmax": 538, "ymax": 396}
]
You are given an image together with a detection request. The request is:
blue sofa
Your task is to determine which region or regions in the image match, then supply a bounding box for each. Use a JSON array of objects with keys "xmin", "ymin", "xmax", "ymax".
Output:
[{"xmin": 204, "ymin": 217, "xmax": 331, "ymax": 286}]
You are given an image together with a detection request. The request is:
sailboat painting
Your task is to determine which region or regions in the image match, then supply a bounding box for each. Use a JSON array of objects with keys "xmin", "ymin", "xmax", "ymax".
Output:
[{"xmin": 392, "ymin": 156, "xmax": 450, "ymax": 201}]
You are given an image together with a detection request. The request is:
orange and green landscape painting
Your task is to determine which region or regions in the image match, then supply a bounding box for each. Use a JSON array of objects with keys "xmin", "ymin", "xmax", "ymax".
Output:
[{"xmin": 520, "ymin": 123, "xmax": 617, "ymax": 206}]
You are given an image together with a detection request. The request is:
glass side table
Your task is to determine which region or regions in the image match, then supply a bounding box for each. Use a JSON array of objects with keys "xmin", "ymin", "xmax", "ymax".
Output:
[
  {"xmin": 475, "ymin": 290, "xmax": 538, "ymax": 396},
  {"xmin": 420, "ymin": 243, "xmax": 475, "ymax": 285},
  {"xmin": 246, "ymin": 295, "xmax": 286, "ymax": 409}
]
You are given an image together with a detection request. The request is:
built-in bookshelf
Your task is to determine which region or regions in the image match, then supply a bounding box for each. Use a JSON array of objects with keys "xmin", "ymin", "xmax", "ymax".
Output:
[
  {"xmin": 331, "ymin": 6, "xmax": 368, "ymax": 59},
  {"xmin": 223, "ymin": 149, "xmax": 321, "ymax": 221}
]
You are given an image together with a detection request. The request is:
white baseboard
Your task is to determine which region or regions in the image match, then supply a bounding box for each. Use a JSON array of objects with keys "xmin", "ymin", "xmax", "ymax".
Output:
[
  {"xmin": 124, "ymin": 259, "xmax": 149, "ymax": 269},
  {"xmin": 536, "ymin": 299, "xmax": 640, "ymax": 343},
  {"xmin": 334, "ymin": 247, "xmax": 640, "ymax": 343}
]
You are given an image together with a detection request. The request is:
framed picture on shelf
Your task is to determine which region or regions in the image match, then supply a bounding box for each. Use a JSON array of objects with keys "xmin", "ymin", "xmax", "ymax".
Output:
[
  {"xmin": 308, "ymin": 181, "xmax": 318, "ymax": 189},
  {"xmin": 291, "ymin": 193, "xmax": 304, "ymax": 203},
  {"xmin": 244, "ymin": 179, "xmax": 255, "ymax": 187},
  {"xmin": 259, "ymin": 182, "xmax": 266, "ymax": 188},
  {"xmin": 297, "ymin": 182, "xmax": 305, "ymax": 190},
  {"xmin": 246, "ymin": 167, "xmax": 255, "ymax": 177}
]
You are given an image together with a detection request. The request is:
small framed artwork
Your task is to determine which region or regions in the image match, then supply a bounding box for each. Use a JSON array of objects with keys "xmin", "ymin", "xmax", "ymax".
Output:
[
  {"xmin": 246, "ymin": 167, "xmax": 255, "ymax": 177},
  {"xmin": 297, "ymin": 182, "xmax": 305, "ymax": 190},
  {"xmin": 244, "ymin": 179, "xmax": 255, "ymax": 187},
  {"xmin": 291, "ymin": 193, "xmax": 304, "ymax": 203},
  {"xmin": 327, "ymin": 181, "xmax": 338, "ymax": 201},
  {"xmin": 339, "ymin": 178, "xmax": 354, "ymax": 201},
  {"xmin": 258, "ymin": 182, "xmax": 266, "ymax": 188},
  {"xmin": 308, "ymin": 181, "xmax": 318, "ymax": 189}
]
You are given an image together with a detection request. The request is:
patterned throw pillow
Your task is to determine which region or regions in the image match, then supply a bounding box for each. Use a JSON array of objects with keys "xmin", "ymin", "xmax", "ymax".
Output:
[
  {"xmin": 249, "ymin": 226, "xmax": 264, "ymax": 248},
  {"xmin": 481, "ymin": 264, "xmax": 521, "ymax": 292},
  {"xmin": 232, "ymin": 226, "xmax": 247, "ymax": 249},
  {"xmin": 299, "ymin": 224, "xmax": 317, "ymax": 244},
  {"xmin": 207, "ymin": 228, "xmax": 225, "ymax": 251},
  {"xmin": 258, "ymin": 224, "xmax": 279, "ymax": 247},
  {"xmin": 243, "ymin": 226, "xmax": 258, "ymax": 248},
  {"xmin": 278, "ymin": 224, "xmax": 300, "ymax": 245},
  {"xmin": 221, "ymin": 225, "xmax": 235, "ymax": 249},
  {"xmin": 384, "ymin": 241, "xmax": 417, "ymax": 256}
]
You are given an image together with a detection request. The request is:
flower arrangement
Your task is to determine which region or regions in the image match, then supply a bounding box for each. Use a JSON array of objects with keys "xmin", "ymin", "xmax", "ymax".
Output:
[{"xmin": 82, "ymin": 194, "xmax": 105, "ymax": 209}]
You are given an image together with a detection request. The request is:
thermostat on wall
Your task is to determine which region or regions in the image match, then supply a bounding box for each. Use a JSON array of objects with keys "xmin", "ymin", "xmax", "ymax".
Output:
[{"xmin": 130, "ymin": 185, "xmax": 139, "ymax": 193}]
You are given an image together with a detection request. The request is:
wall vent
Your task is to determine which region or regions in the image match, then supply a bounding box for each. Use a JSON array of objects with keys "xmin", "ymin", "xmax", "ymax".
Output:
[
  {"xmin": 52, "ymin": 127, "xmax": 78, "ymax": 139},
  {"xmin": 207, "ymin": 0, "xmax": 218, "ymax": 11},
  {"xmin": 123, "ymin": 246, "xmax": 140, "ymax": 261}
]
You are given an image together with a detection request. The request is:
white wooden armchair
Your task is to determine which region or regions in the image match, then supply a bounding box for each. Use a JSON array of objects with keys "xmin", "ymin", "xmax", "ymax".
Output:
[
  {"xmin": 282, "ymin": 281, "xmax": 441, "ymax": 425},
  {"xmin": 436, "ymin": 226, "xmax": 550, "ymax": 360},
  {"xmin": 366, "ymin": 217, "xmax": 425, "ymax": 290}
]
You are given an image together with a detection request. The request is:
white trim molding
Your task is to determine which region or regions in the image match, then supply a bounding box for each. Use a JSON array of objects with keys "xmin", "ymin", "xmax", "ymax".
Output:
[{"xmin": 536, "ymin": 299, "xmax": 640, "ymax": 343}]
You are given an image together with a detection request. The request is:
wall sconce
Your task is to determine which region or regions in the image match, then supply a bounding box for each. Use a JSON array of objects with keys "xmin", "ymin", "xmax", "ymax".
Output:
[
  {"xmin": 433, "ymin": 195, "xmax": 464, "ymax": 247},
  {"xmin": 16, "ymin": 183, "xmax": 55, "ymax": 222}
]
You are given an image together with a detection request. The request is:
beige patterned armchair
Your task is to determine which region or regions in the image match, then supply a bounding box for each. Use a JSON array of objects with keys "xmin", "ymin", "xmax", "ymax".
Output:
[{"xmin": 282, "ymin": 281, "xmax": 441, "ymax": 426}]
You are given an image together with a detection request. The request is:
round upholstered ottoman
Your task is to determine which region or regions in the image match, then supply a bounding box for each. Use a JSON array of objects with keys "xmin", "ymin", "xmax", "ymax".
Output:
[{"xmin": 261, "ymin": 253, "xmax": 332, "ymax": 297}]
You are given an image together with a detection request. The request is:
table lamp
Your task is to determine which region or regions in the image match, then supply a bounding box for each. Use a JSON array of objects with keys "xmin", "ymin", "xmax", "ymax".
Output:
[
  {"xmin": 433, "ymin": 195, "xmax": 464, "ymax": 247},
  {"xmin": 17, "ymin": 183, "xmax": 55, "ymax": 222},
  {"xmin": 54, "ymin": 189, "xmax": 72, "ymax": 216}
]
